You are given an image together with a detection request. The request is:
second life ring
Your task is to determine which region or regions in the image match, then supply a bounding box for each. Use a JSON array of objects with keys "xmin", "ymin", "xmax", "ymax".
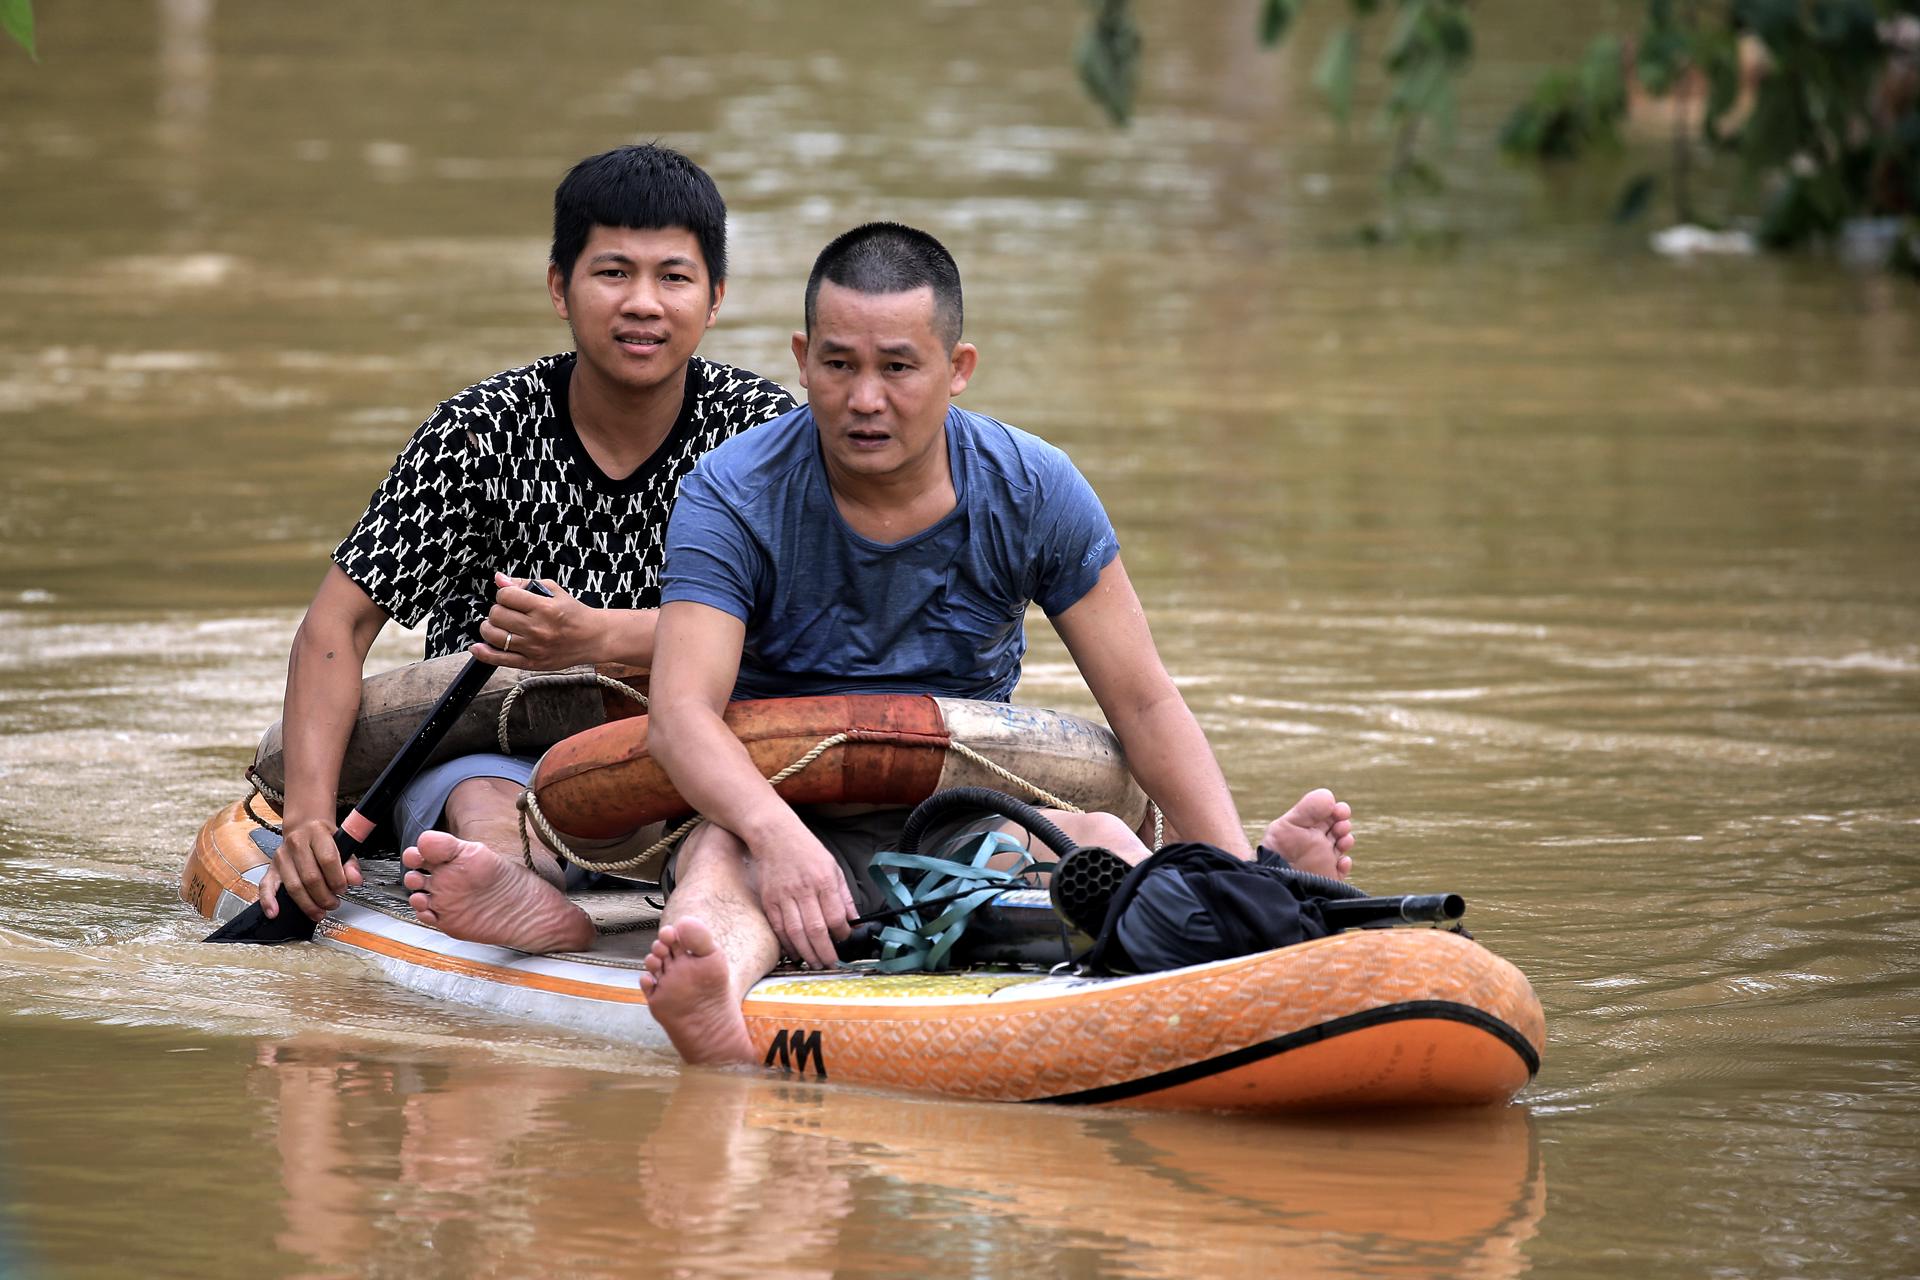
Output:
[{"xmin": 529, "ymin": 694, "xmax": 1147, "ymax": 843}]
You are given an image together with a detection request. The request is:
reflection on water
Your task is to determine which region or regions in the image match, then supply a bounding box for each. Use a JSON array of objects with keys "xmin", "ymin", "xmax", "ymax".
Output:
[
  {"xmin": 2, "ymin": 0, "xmax": 1919, "ymax": 1276},
  {"xmin": 0, "ymin": 1019, "xmax": 1544, "ymax": 1279}
]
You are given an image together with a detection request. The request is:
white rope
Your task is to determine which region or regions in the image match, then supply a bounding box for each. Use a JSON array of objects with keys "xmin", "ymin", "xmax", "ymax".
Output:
[
  {"xmin": 522, "ymin": 730, "xmax": 859, "ymax": 875},
  {"xmin": 496, "ymin": 671, "xmax": 648, "ymax": 755},
  {"xmin": 520, "ymin": 731, "xmax": 1123, "ymax": 875},
  {"xmin": 945, "ymin": 740, "xmax": 1083, "ymax": 813}
]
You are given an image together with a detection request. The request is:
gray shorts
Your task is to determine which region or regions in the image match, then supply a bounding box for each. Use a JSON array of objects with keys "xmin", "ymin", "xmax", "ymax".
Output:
[
  {"xmin": 393, "ymin": 752, "xmax": 536, "ymax": 850},
  {"xmin": 660, "ymin": 805, "xmax": 1026, "ymax": 917},
  {"xmin": 391, "ymin": 751, "xmax": 639, "ymax": 891}
]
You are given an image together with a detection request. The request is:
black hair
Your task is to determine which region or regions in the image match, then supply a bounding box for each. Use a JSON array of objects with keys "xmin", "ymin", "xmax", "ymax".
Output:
[
  {"xmin": 550, "ymin": 144, "xmax": 727, "ymax": 292},
  {"xmin": 804, "ymin": 222, "xmax": 963, "ymax": 349}
]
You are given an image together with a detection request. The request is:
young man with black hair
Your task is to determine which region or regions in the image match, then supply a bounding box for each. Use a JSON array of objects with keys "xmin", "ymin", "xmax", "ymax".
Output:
[
  {"xmin": 633, "ymin": 222, "xmax": 1356, "ymax": 1064},
  {"xmin": 260, "ymin": 144, "xmax": 794, "ymax": 951}
]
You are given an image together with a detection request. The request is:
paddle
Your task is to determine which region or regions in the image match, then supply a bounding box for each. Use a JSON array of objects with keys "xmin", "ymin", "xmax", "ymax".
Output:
[{"xmin": 205, "ymin": 582, "xmax": 552, "ymax": 944}]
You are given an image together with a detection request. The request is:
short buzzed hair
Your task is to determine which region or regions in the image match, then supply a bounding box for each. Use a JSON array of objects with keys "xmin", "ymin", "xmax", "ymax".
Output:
[{"xmin": 804, "ymin": 222, "xmax": 963, "ymax": 350}]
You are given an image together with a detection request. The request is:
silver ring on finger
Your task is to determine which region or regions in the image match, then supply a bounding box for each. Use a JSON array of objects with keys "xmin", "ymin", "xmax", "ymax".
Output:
[{"xmin": 503, "ymin": 631, "xmax": 513, "ymax": 653}]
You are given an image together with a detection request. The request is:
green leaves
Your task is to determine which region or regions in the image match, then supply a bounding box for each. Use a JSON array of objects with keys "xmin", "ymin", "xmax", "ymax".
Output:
[
  {"xmin": 1066, "ymin": 0, "xmax": 1918, "ymax": 270},
  {"xmin": 1308, "ymin": 0, "xmax": 1474, "ymax": 138},
  {"xmin": 2, "ymin": 0, "xmax": 34, "ymax": 61},
  {"xmin": 1500, "ymin": 0, "xmax": 1920, "ymax": 265},
  {"xmin": 1501, "ymin": 34, "xmax": 1627, "ymax": 163},
  {"xmin": 1314, "ymin": 24, "xmax": 1359, "ymax": 125},
  {"xmin": 1635, "ymin": 7, "xmax": 1691, "ymax": 96}
]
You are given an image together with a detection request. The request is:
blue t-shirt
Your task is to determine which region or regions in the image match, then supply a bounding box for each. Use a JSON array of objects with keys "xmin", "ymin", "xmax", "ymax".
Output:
[{"xmin": 660, "ymin": 404, "xmax": 1118, "ymax": 701}]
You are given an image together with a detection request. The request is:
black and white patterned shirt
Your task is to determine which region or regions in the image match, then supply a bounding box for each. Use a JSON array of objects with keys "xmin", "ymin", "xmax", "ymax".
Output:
[{"xmin": 335, "ymin": 353, "xmax": 796, "ymax": 658}]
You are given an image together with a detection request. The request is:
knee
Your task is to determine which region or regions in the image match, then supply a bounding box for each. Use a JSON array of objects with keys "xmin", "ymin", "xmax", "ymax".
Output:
[
  {"xmin": 1054, "ymin": 811, "xmax": 1144, "ymax": 857},
  {"xmin": 673, "ymin": 823, "xmax": 749, "ymax": 884}
]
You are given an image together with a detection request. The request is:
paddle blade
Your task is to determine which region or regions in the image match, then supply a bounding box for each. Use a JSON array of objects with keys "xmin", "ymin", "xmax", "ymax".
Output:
[{"xmin": 203, "ymin": 886, "xmax": 320, "ymax": 944}]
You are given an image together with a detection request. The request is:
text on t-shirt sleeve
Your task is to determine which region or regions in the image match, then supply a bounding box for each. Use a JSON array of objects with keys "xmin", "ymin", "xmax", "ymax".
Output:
[{"xmin": 1028, "ymin": 446, "xmax": 1120, "ymax": 617}]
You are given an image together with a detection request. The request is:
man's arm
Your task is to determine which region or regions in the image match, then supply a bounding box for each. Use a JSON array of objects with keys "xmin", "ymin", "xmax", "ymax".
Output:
[
  {"xmin": 469, "ymin": 572, "xmax": 658, "ymax": 670},
  {"xmin": 262, "ymin": 565, "xmax": 391, "ymax": 919},
  {"xmin": 1050, "ymin": 556, "xmax": 1253, "ymax": 858},
  {"xmin": 646, "ymin": 600, "xmax": 855, "ymax": 968}
]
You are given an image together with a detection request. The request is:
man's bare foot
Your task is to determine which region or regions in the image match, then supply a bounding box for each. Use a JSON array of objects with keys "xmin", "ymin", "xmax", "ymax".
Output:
[
  {"xmin": 1261, "ymin": 789, "xmax": 1356, "ymax": 880},
  {"xmin": 640, "ymin": 919, "xmax": 756, "ymax": 1066},
  {"xmin": 400, "ymin": 831, "xmax": 594, "ymax": 953}
]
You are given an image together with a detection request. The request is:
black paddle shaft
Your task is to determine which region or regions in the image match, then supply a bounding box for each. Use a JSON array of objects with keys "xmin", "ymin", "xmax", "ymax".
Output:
[{"xmin": 204, "ymin": 582, "xmax": 552, "ymax": 944}]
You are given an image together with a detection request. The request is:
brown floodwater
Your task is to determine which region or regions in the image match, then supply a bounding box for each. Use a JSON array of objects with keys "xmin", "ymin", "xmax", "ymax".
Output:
[{"xmin": 2, "ymin": 2, "xmax": 1917, "ymax": 1277}]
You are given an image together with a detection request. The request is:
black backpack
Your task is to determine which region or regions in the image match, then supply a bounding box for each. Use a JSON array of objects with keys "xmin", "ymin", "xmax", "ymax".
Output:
[{"xmin": 1073, "ymin": 842, "xmax": 1332, "ymax": 974}]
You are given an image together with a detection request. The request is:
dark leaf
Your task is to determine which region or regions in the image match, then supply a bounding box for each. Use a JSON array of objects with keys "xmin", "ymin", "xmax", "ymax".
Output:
[
  {"xmin": 1736, "ymin": 0, "xmax": 1800, "ymax": 52},
  {"xmin": 1258, "ymin": 0, "xmax": 1299, "ymax": 47},
  {"xmin": 1612, "ymin": 173, "xmax": 1660, "ymax": 223},
  {"xmin": 1433, "ymin": 3, "xmax": 1473, "ymax": 62},
  {"xmin": 1075, "ymin": 0, "xmax": 1142, "ymax": 127}
]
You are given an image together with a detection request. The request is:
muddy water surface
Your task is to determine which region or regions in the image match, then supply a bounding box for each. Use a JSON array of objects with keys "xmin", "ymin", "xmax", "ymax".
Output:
[{"xmin": 2, "ymin": 3, "xmax": 1917, "ymax": 1277}]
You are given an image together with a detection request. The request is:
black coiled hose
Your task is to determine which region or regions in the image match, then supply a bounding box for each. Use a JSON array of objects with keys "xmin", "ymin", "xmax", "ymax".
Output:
[{"xmin": 897, "ymin": 786, "xmax": 1080, "ymax": 860}]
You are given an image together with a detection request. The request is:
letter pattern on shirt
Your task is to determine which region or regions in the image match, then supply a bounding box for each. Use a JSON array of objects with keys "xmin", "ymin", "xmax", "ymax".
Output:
[{"xmin": 334, "ymin": 353, "xmax": 795, "ymax": 658}]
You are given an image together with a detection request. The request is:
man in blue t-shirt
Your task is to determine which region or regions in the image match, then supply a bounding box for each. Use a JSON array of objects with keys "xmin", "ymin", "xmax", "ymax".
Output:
[{"xmin": 637, "ymin": 223, "xmax": 1357, "ymax": 1065}]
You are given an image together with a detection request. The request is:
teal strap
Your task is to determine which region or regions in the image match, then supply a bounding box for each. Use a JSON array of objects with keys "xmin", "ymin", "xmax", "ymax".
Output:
[{"xmin": 865, "ymin": 830, "xmax": 1042, "ymax": 972}]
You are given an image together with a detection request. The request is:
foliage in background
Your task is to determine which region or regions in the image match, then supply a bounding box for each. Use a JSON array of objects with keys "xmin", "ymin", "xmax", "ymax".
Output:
[
  {"xmin": 3, "ymin": 0, "xmax": 33, "ymax": 61},
  {"xmin": 1077, "ymin": 0, "xmax": 1920, "ymax": 271},
  {"xmin": 1078, "ymin": 0, "xmax": 1476, "ymax": 241},
  {"xmin": 1503, "ymin": 0, "xmax": 1920, "ymax": 269},
  {"xmin": 1077, "ymin": 0, "xmax": 1142, "ymax": 125}
]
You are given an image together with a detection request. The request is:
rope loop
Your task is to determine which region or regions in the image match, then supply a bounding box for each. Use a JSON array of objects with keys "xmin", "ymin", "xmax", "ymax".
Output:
[
  {"xmin": 497, "ymin": 670, "xmax": 648, "ymax": 755},
  {"xmin": 509, "ymin": 729, "xmax": 1111, "ymax": 889},
  {"xmin": 242, "ymin": 787, "xmax": 284, "ymax": 836},
  {"xmin": 519, "ymin": 731, "xmax": 857, "ymax": 875},
  {"xmin": 945, "ymin": 740, "xmax": 1082, "ymax": 813}
]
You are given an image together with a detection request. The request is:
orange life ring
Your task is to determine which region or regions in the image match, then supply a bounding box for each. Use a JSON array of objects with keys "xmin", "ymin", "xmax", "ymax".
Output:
[{"xmin": 530, "ymin": 694, "xmax": 1147, "ymax": 840}]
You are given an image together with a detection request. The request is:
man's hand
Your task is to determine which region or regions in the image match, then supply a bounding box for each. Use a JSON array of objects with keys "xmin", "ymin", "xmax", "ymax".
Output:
[
  {"xmin": 750, "ymin": 833, "xmax": 856, "ymax": 970},
  {"xmin": 259, "ymin": 817, "xmax": 363, "ymax": 921},
  {"xmin": 471, "ymin": 572, "xmax": 605, "ymax": 670}
]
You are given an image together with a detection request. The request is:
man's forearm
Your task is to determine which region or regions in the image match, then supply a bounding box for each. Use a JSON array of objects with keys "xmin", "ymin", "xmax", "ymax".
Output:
[
  {"xmin": 279, "ymin": 620, "xmax": 370, "ymax": 826},
  {"xmin": 590, "ymin": 607, "xmax": 659, "ymax": 668},
  {"xmin": 1112, "ymin": 692, "xmax": 1252, "ymax": 857},
  {"xmin": 650, "ymin": 701, "xmax": 812, "ymax": 853}
]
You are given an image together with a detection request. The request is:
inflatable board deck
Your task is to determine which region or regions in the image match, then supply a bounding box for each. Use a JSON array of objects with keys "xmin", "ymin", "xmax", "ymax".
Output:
[{"xmin": 185, "ymin": 800, "xmax": 1544, "ymax": 1111}]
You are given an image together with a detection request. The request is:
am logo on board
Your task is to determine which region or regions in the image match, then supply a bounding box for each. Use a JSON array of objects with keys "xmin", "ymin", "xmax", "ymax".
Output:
[{"xmin": 765, "ymin": 1029, "xmax": 827, "ymax": 1078}]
